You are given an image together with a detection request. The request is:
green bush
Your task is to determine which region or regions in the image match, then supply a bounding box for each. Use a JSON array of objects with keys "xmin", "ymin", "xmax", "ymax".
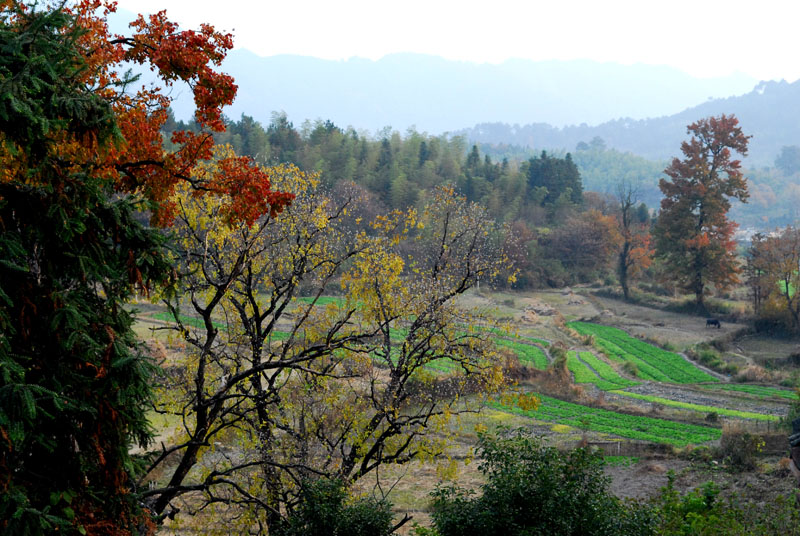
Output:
[
  {"xmin": 653, "ymin": 475, "xmax": 800, "ymax": 535},
  {"xmin": 273, "ymin": 479, "xmax": 394, "ymax": 536},
  {"xmin": 429, "ymin": 430, "xmax": 655, "ymax": 536},
  {"xmin": 781, "ymin": 388, "xmax": 800, "ymax": 431}
]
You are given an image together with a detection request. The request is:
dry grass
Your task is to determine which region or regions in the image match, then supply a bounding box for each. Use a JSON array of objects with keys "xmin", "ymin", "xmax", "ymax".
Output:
[{"xmin": 735, "ymin": 364, "xmax": 778, "ymax": 383}]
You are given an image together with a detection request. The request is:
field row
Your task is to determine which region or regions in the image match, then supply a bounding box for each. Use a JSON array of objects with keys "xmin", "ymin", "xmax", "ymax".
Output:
[
  {"xmin": 568, "ymin": 322, "xmax": 717, "ymax": 384},
  {"xmin": 566, "ymin": 351, "xmax": 638, "ymax": 390},
  {"xmin": 497, "ymin": 339, "xmax": 549, "ymax": 369},
  {"xmin": 492, "ymin": 394, "xmax": 722, "ymax": 446},
  {"xmin": 610, "ymin": 391, "xmax": 780, "ymax": 421},
  {"xmin": 700, "ymin": 384, "xmax": 797, "ymax": 401}
]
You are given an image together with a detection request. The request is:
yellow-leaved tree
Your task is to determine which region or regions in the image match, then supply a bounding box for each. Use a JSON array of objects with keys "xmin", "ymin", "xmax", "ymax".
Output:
[{"xmin": 138, "ymin": 147, "xmax": 512, "ymax": 532}]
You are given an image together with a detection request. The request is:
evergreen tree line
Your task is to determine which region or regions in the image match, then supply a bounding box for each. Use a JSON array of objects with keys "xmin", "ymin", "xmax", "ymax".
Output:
[{"xmin": 166, "ymin": 112, "xmax": 643, "ymax": 289}]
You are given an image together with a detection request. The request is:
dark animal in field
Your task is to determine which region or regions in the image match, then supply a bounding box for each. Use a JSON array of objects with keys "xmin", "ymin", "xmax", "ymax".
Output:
[{"xmin": 706, "ymin": 318, "xmax": 721, "ymax": 329}]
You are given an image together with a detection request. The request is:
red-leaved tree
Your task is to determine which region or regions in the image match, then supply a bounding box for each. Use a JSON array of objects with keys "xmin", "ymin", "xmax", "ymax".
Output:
[{"xmin": 654, "ymin": 115, "xmax": 749, "ymax": 309}]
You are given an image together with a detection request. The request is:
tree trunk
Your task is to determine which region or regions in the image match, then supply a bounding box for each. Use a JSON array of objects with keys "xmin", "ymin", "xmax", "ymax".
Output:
[{"xmin": 619, "ymin": 244, "xmax": 630, "ymax": 300}]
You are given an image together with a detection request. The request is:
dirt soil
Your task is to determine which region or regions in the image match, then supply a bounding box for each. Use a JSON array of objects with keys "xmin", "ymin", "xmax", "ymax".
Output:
[
  {"xmin": 580, "ymin": 293, "xmax": 739, "ymax": 350},
  {"xmin": 613, "ymin": 383, "xmax": 790, "ymax": 418},
  {"xmin": 606, "ymin": 456, "xmax": 798, "ymax": 503}
]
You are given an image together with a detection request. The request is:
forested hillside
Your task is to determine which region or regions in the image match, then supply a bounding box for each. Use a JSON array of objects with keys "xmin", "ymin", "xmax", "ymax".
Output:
[
  {"xmin": 165, "ymin": 113, "xmax": 656, "ymax": 288},
  {"xmin": 176, "ymin": 112, "xmax": 797, "ymax": 230}
]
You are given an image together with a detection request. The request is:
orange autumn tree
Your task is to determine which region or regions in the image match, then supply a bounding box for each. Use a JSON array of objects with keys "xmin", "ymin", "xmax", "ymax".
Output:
[
  {"xmin": 654, "ymin": 115, "xmax": 749, "ymax": 310},
  {"xmin": 0, "ymin": 2, "xmax": 290, "ymax": 535}
]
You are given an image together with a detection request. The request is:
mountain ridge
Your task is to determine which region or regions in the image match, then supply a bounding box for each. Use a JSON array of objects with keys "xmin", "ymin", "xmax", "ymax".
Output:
[
  {"xmin": 459, "ymin": 79, "xmax": 800, "ymax": 166},
  {"xmin": 165, "ymin": 50, "xmax": 756, "ymax": 135}
]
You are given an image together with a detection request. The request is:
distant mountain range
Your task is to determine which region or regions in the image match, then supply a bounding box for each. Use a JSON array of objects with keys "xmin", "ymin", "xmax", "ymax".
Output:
[
  {"xmin": 159, "ymin": 49, "xmax": 755, "ymax": 137},
  {"xmin": 173, "ymin": 49, "xmax": 795, "ymax": 166},
  {"xmin": 108, "ymin": 8, "xmax": 793, "ymax": 167},
  {"xmin": 459, "ymin": 79, "xmax": 800, "ymax": 167}
]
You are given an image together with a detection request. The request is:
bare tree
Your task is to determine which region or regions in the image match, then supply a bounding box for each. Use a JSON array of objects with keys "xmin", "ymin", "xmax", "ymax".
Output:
[
  {"xmin": 139, "ymin": 166, "xmax": 510, "ymax": 533},
  {"xmin": 616, "ymin": 180, "xmax": 652, "ymax": 300}
]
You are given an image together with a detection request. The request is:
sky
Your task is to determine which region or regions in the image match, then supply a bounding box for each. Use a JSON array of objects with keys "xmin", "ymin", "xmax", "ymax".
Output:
[{"xmin": 115, "ymin": 0, "xmax": 800, "ymax": 83}]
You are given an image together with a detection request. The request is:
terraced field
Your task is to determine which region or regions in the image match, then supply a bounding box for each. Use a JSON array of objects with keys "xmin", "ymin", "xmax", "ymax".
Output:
[
  {"xmin": 497, "ymin": 338, "xmax": 549, "ymax": 369},
  {"xmin": 566, "ymin": 350, "xmax": 638, "ymax": 390},
  {"xmin": 146, "ymin": 299, "xmax": 790, "ymax": 450},
  {"xmin": 567, "ymin": 322, "xmax": 718, "ymax": 384},
  {"xmin": 492, "ymin": 395, "xmax": 722, "ymax": 447},
  {"xmin": 700, "ymin": 384, "xmax": 797, "ymax": 400},
  {"xmin": 611, "ymin": 391, "xmax": 780, "ymax": 421},
  {"xmin": 153, "ymin": 311, "xmax": 226, "ymax": 330}
]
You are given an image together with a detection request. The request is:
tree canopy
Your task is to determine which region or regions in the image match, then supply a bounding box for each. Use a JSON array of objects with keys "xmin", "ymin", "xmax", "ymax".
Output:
[
  {"xmin": 0, "ymin": 2, "xmax": 290, "ymax": 534},
  {"xmin": 654, "ymin": 115, "xmax": 749, "ymax": 308}
]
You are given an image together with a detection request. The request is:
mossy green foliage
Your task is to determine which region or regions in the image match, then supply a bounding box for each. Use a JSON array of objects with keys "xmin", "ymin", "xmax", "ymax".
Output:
[
  {"xmin": 568, "ymin": 322, "xmax": 717, "ymax": 384},
  {"xmin": 491, "ymin": 395, "xmax": 721, "ymax": 446},
  {"xmin": 273, "ymin": 478, "xmax": 394, "ymax": 536},
  {"xmin": 610, "ymin": 391, "xmax": 779, "ymax": 421},
  {"xmin": 653, "ymin": 477, "xmax": 800, "ymax": 535}
]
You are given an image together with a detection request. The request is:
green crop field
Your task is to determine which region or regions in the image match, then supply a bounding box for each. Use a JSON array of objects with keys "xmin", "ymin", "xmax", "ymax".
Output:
[
  {"xmin": 296, "ymin": 296, "xmax": 345, "ymax": 306},
  {"xmin": 604, "ymin": 456, "xmax": 639, "ymax": 467},
  {"xmin": 700, "ymin": 384, "xmax": 798, "ymax": 401},
  {"xmin": 497, "ymin": 339, "xmax": 549, "ymax": 369},
  {"xmin": 611, "ymin": 391, "xmax": 779, "ymax": 421},
  {"xmin": 576, "ymin": 351, "xmax": 638, "ymax": 389},
  {"xmin": 491, "ymin": 394, "xmax": 721, "ymax": 446},
  {"xmin": 568, "ymin": 322, "xmax": 718, "ymax": 384},
  {"xmin": 566, "ymin": 351, "xmax": 631, "ymax": 391},
  {"xmin": 522, "ymin": 336, "xmax": 550, "ymax": 348}
]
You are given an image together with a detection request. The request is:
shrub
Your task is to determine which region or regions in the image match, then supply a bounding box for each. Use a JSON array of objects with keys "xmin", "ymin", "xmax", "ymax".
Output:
[
  {"xmin": 781, "ymin": 389, "xmax": 800, "ymax": 431},
  {"xmin": 623, "ymin": 360, "xmax": 640, "ymax": 378},
  {"xmin": 429, "ymin": 430, "xmax": 655, "ymax": 536},
  {"xmin": 273, "ymin": 479, "xmax": 394, "ymax": 536},
  {"xmin": 653, "ymin": 475, "xmax": 800, "ymax": 535},
  {"xmin": 734, "ymin": 365, "xmax": 774, "ymax": 384},
  {"xmin": 718, "ymin": 423, "xmax": 764, "ymax": 471},
  {"xmin": 549, "ymin": 342, "xmax": 568, "ymax": 369}
]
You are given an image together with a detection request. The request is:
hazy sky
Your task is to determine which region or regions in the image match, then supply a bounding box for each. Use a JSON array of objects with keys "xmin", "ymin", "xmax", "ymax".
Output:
[{"xmin": 115, "ymin": 0, "xmax": 800, "ymax": 82}]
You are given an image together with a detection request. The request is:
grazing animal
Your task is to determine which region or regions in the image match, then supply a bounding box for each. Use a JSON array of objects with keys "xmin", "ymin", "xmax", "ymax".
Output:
[{"xmin": 706, "ymin": 318, "xmax": 721, "ymax": 329}]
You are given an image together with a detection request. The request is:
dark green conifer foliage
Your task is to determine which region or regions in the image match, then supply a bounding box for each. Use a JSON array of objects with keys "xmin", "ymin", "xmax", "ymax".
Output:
[
  {"xmin": 526, "ymin": 151, "xmax": 583, "ymax": 205},
  {"xmin": 0, "ymin": 5, "xmax": 171, "ymax": 534}
]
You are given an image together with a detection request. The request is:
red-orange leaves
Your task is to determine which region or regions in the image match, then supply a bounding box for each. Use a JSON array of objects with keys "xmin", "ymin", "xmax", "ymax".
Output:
[
  {"xmin": 654, "ymin": 115, "xmax": 750, "ymax": 306},
  {"xmin": 49, "ymin": 0, "xmax": 292, "ymax": 228},
  {"xmin": 211, "ymin": 156, "xmax": 295, "ymax": 226},
  {"xmin": 127, "ymin": 10, "xmax": 236, "ymax": 132}
]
